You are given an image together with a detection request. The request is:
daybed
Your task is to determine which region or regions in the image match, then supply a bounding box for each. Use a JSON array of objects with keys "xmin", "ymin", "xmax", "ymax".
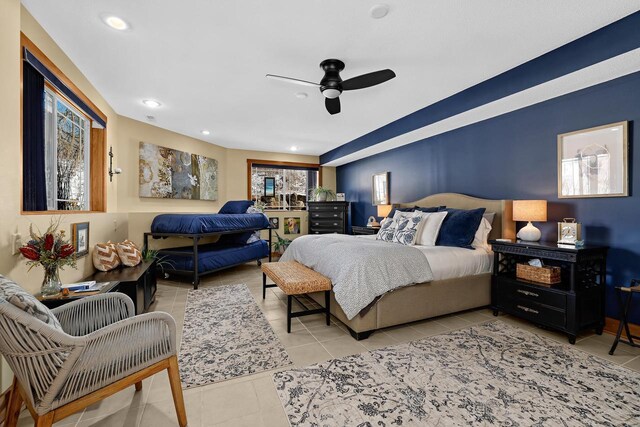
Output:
[
  {"xmin": 299, "ymin": 193, "xmax": 515, "ymax": 339},
  {"xmin": 143, "ymin": 202, "xmax": 272, "ymax": 289}
]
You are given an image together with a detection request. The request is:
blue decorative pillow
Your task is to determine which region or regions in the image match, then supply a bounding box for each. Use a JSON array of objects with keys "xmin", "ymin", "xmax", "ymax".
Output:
[
  {"xmin": 415, "ymin": 205, "xmax": 445, "ymax": 213},
  {"xmin": 387, "ymin": 206, "xmax": 414, "ymax": 219},
  {"xmin": 436, "ymin": 208, "xmax": 486, "ymax": 249},
  {"xmin": 219, "ymin": 200, "xmax": 254, "ymax": 214}
]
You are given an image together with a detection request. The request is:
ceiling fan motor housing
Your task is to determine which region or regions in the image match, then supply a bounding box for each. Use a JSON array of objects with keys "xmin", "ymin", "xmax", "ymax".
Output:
[{"xmin": 320, "ymin": 59, "xmax": 344, "ymax": 98}]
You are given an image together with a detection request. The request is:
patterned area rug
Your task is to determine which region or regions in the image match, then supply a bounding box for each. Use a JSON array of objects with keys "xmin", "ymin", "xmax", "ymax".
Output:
[
  {"xmin": 179, "ymin": 284, "xmax": 292, "ymax": 388},
  {"xmin": 274, "ymin": 321, "xmax": 640, "ymax": 426}
]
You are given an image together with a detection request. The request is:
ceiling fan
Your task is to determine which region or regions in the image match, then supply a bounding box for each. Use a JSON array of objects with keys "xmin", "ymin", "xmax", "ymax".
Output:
[{"xmin": 266, "ymin": 59, "xmax": 396, "ymax": 115}]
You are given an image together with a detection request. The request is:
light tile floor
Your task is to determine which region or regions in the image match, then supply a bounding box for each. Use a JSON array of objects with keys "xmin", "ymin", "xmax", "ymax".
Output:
[{"xmin": 20, "ymin": 263, "xmax": 640, "ymax": 426}]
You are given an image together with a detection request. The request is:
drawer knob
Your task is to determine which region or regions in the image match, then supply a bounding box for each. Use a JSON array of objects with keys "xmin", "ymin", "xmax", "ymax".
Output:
[
  {"xmin": 517, "ymin": 289, "xmax": 539, "ymax": 298},
  {"xmin": 517, "ymin": 305, "xmax": 539, "ymax": 315}
]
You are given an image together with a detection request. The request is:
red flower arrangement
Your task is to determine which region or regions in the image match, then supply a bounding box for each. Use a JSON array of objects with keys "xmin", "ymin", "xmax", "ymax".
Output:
[{"xmin": 20, "ymin": 218, "xmax": 77, "ymax": 272}]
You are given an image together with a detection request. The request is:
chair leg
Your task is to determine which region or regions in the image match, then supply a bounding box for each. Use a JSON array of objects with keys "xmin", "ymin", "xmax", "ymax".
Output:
[
  {"xmin": 135, "ymin": 381, "xmax": 143, "ymax": 392},
  {"xmin": 5, "ymin": 377, "xmax": 23, "ymax": 427},
  {"xmin": 34, "ymin": 412, "xmax": 54, "ymax": 427},
  {"xmin": 167, "ymin": 356, "xmax": 188, "ymax": 427}
]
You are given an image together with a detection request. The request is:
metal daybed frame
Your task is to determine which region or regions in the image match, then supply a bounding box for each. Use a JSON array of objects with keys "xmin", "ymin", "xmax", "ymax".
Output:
[{"xmin": 143, "ymin": 227, "xmax": 273, "ymax": 289}]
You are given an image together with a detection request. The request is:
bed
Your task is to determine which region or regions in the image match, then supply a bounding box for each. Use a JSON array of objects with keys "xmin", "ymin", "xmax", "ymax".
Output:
[
  {"xmin": 143, "ymin": 207, "xmax": 272, "ymax": 289},
  {"xmin": 303, "ymin": 193, "xmax": 515, "ymax": 339}
]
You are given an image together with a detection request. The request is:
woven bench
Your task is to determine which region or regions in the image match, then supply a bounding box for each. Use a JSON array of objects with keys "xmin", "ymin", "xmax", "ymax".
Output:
[{"xmin": 261, "ymin": 261, "xmax": 332, "ymax": 333}]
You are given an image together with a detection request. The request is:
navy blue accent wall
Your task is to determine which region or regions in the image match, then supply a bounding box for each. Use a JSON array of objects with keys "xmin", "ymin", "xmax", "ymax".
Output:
[
  {"xmin": 322, "ymin": 11, "xmax": 640, "ymax": 164},
  {"xmin": 337, "ymin": 71, "xmax": 640, "ymax": 323}
]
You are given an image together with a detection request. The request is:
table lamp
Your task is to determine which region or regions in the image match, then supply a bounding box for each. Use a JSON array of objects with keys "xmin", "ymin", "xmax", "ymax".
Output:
[
  {"xmin": 367, "ymin": 205, "xmax": 392, "ymax": 228},
  {"xmin": 513, "ymin": 200, "xmax": 547, "ymax": 242}
]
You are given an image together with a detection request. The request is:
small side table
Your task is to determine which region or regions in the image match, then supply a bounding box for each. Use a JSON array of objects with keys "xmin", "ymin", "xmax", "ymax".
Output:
[
  {"xmin": 609, "ymin": 280, "xmax": 640, "ymax": 355},
  {"xmin": 352, "ymin": 226, "xmax": 380, "ymax": 235}
]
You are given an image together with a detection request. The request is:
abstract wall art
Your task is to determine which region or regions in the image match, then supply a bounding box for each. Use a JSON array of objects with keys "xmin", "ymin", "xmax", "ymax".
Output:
[{"xmin": 139, "ymin": 142, "xmax": 218, "ymax": 200}]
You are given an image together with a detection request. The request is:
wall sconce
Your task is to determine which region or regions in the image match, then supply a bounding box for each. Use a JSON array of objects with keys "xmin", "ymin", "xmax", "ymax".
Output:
[{"xmin": 108, "ymin": 147, "xmax": 122, "ymax": 182}]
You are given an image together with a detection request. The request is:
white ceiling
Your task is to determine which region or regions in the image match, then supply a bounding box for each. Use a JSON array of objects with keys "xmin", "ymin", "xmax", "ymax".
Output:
[{"xmin": 22, "ymin": 1, "xmax": 640, "ymax": 156}]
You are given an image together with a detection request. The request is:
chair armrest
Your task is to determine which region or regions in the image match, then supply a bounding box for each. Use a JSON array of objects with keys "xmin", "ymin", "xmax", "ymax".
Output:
[
  {"xmin": 51, "ymin": 293, "xmax": 135, "ymax": 336},
  {"xmin": 51, "ymin": 312, "xmax": 177, "ymax": 407}
]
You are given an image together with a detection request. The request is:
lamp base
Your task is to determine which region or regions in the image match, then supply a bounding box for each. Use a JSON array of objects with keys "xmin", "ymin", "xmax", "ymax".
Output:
[{"xmin": 517, "ymin": 221, "xmax": 541, "ymax": 242}]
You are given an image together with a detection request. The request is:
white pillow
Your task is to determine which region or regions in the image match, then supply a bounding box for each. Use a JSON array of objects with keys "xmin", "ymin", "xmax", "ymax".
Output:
[
  {"xmin": 391, "ymin": 215, "xmax": 423, "ymax": 245},
  {"xmin": 376, "ymin": 217, "xmax": 397, "ymax": 242},
  {"xmin": 412, "ymin": 211, "xmax": 448, "ymax": 246},
  {"xmin": 472, "ymin": 217, "xmax": 493, "ymax": 251}
]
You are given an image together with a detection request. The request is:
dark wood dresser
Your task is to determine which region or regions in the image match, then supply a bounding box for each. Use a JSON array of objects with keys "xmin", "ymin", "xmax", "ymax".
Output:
[
  {"xmin": 490, "ymin": 240, "xmax": 607, "ymax": 344},
  {"xmin": 308, "ymin": 201, "xmax": 349, "ymax": 235}
]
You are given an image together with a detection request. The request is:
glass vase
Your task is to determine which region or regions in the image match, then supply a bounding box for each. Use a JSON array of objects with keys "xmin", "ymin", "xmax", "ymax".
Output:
[{"xmin": 41, "ymin": 265, "xmax": 62, "ymax": 296}]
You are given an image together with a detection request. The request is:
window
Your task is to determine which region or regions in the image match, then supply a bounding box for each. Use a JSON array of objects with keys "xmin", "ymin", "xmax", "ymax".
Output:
[
  {"xmin": 21, "ymin": 33, "xmax": 107, "ymax": 213},
  {"xmin": 44, "ymin": 88, "xmax": 91, "ymax": 210},
  {"xmin": 248, "ymin": 160, "xmax": 321, "ymax": 210}
]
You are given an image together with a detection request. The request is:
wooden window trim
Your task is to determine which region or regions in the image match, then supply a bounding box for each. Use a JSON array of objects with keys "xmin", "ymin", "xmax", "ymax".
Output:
[
  {"xmin": 20, "ymin": 33, "xmax": 107, "ymax": 214},
  {"xmin": 246, "ymin": 159, "xmax": 323, "ymax": 200}
]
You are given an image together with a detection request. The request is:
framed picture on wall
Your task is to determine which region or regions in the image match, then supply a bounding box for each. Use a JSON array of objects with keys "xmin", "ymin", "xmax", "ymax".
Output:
[
  {"xmin": 372, "ymin": 171, "xmax": 390, "ymax": 205},
  {"xmin": 284, "ymin": 217, "xmax": 300, "ymax": 234},
  {"xmin": 269, "ymin": 217, "xmax": 279, "ymax": 229},
  {"xmin": 71, "ymin": 222, "xmax": 90, "ymax": 257},
  {"xmin": 558, "ymin": 121, "xmax": 629, "ymax": 198},
  {"xmin": 264, "ymin": 177, "xmax": 276, "ymax": 197}
]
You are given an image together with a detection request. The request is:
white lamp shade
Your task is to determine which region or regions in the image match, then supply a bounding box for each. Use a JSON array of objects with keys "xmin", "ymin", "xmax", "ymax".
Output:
[
  {"xmin": 513, "ymin": 200, "xmax": 547, "ymax": 222},
  {"xmin": 377, "ymin": 204, "xmax": 392, "ymax": 218}
]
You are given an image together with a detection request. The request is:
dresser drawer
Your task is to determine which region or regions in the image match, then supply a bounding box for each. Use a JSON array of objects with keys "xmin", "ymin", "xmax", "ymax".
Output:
[
  {"xmin": 309, "ymin": 229, "xmax": 342, "ymax": 235},
  {"xmin": 503, "ymin": 298, "xmax": 566, "ymax": 328},
  {"xmin": 498, "ymin": 281, "xmax": 566, "ymax": 310},
  {"xmin": 309, "ymin": 204, "xmax": 346, "ymax": 212},
  {"xmin": 311, "ymin": 211, "xmax": 344, "ymax": 220},
  {"xmin": 310, "ymin": 219, "xmax": 343, "ymax": 229}
]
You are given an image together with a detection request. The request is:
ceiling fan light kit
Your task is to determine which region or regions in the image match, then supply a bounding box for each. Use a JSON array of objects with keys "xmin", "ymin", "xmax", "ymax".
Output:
[{"xmin": 266, "ymin": 58, "xmax": 395, "ymax": 115}]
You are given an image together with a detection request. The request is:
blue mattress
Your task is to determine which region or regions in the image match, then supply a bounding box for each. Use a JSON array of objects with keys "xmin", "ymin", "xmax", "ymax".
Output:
[
  {"xmin": 151, "ymin": 213, "xmax": 270, "ymax": 235},
  {"xmin": 162, "ymin": 240, "xmax": 269, "ymax": 273}
]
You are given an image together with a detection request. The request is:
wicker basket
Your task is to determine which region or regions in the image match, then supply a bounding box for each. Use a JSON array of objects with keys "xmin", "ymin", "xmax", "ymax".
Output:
[{"xmin": 516, "ymin": 263, "xmax": 561, "ymax": 285}]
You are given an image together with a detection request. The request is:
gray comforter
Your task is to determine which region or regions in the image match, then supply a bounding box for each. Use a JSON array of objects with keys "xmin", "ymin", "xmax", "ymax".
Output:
[{"xmin": 279, "ymin": 234, "xmax": 433, "ymax": 320}]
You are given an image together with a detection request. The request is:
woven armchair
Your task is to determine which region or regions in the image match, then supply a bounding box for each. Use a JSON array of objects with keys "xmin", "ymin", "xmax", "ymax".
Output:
[{"xmin": 1, "ymin": 293, "xmax": 186, "ymax": 427}]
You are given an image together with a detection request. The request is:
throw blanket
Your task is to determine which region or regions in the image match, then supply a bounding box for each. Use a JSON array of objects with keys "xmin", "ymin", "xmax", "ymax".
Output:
[{"xmin": 280, "ymin": 234, "xmax": 433, "ymax": 320}]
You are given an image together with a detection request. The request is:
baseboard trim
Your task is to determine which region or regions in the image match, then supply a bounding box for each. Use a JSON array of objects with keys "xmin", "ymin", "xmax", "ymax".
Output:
[{"xmin": 604, "ymin": 317, "xmax": 640, "ymax": 337}]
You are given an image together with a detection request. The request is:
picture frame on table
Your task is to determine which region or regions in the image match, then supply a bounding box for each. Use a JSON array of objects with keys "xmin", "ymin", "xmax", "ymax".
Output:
[{"xmin": 71, "ymin": 222, "xmax": 90, "ymax": 257}]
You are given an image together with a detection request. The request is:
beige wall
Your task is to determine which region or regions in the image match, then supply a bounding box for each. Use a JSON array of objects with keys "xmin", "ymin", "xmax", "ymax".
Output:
[{"xmin": 121, "ymin": 117, "xmax": 336, "ymax": 245}]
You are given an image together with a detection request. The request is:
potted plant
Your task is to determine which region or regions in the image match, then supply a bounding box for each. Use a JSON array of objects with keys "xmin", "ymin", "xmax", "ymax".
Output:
[
  {"xmin": 272, "ymin": 232, "xmax": 292, "ymax": 257},
  {"xmin": 19, "ymin": 219, "xmax": 77, "ymax": 296},
  {"xmin": 141, "ymin": 248, "xmax": 175, "ymax": 275},
  {"xmin": 313, "ymin": 187, "xmax": 336, "ymax": 202}
]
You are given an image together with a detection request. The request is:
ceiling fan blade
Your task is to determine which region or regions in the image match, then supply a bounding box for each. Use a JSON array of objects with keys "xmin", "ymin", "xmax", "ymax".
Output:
[
  {"xmin": 325, "ymin": 97, "xmax": 341, "ymax": 115},
  {"xmin": 341, "ymin": 69, "xmax": 396, "ymax": 91},
  {"xmin": 266, "ymin": 74, "xmax": 321, "ymax": 88}
]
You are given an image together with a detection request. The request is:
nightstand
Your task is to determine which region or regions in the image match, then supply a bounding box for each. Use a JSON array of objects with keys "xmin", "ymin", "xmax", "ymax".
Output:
[
  {"xmin": 351, "ymin": 226, "xmax": 380, "ymax": 235},
  {"xmin": 490, "ymin": 240, "xmax": 608, "ymax": 344}
]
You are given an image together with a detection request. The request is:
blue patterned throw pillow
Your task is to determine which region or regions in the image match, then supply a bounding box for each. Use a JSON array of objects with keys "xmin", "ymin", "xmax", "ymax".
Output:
[
  {"xmin": 392, "ymin": 215, "xmax": 423, "ymax": 245},
  {"xmin": 0, "ymin": 275, "xmax": 62, "ymax": 330}
]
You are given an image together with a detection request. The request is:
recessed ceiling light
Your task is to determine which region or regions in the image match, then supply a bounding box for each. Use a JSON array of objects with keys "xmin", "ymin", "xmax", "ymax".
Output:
[
  {"xmin": 295, "ymin": 92, "xmax": 308, "ymax": 99},
  {"xmin": 201, "ymin": 130, "xmax": 211, "ymax": 135},
  {"xmin": 370, "ymin": 4, "xmax": 389, "ymax": 19},
  {"xmin": 102, "ymin": 15, "xmax": 129, "ymax": 31},
  {"xmin": 142, "ymin": 99, "xmax": 161, "ymax": 108},
  {"xmin": 290, "ymin": 146, "xmax": 298, "ymax": 152}
]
